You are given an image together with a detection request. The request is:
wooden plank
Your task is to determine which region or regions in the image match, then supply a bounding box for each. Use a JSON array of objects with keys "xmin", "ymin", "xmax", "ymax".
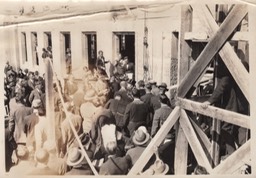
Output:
[
  {"xmin": 211, "ymin": 140, "xmax": 251, "ymax": 174},
  {"xmin": 211, "ymin": 118, "xmax": 221, "ymax": 167},
  {"xmin": 45, "ymin": 58, "xmax": 55, "ymax": 141},
  {"xmin": 174, "ymin": 124, "xmax": 188, "ymax": 175},
  {"xmin": 173, "ymin": 5, "xmax": 192, "ymax": 175},
  {"xmin": 179, "ymin": 5, "xmax": 192, "ymax": 81},
  {"xmin": 177, "ymin": 98, "xmax": 250, "ymax": 129},
  {"xmin": 178, "ymin": 4, "xmax": 248, "ymax": 98},
  {"xmin": 249, "ymin": 5, "xmax": 256, "ymax": 175},
  {"xmin": 190, "ymin": 118, "xmax": 211, "ymax": 152},
  {"xmin": 184, "ymin": 31, "xmax": 249, "ymax": 42},
  {"xmin": 192, "ymin": 4, "xmax": 249, "ymax": 101},
  {"xmin": 179, "ymin": 109, "xmax": 213, "ymax": 173},
  {"xmin": 128, "ymin": 106, "xmax": 180, "ymax": 175}
]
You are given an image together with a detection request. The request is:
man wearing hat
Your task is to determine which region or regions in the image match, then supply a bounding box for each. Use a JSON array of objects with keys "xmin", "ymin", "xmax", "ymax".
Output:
[
  {"xmin": 126, "ymin": 126, "xmax": 155, "ymax": 170},
  {"xmin": 137, "ymin": 80, "xmax": 146, "ymax": 97},
  {"xmin": 24, "ymin": 99, "xmax": 43, "ymax": 150},
  {"xmin": 99, "ymin": 141, "xmax": 131, "ymax": 175},
  {"xmin": 28, "ymin": 79, "xmax": 43, "ymax": 105},
  {"xmin": 141, "ymin": 159, "xmax": 169, "ymax": 175},
  {"xmin": 151, "ymin": 94, "xmax": 173, "ymax": 137},
  {"xmin": 150, "ymin": 82, "xmax": 172, "ymax": 112},
  {"xmin": 122, "ymin": 88, "xmax": 149, "ymax": 137},
  {"xmin": 60, "ymin": 113, "xmax": 83, "ymax": 155},
  {"xmin": 8, "ymin": 89, "xmax": 33, "ymax": 144},
  {"xmin": 141, "ymin": 83, "xmax": 154, "ymax": 130},
  {"xmin": 65, "ymin": 147, "xmax": 93, "ymax": 175}
]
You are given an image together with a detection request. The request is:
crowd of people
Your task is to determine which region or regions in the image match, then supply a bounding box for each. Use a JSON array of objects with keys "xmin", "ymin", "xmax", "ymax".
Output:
[
  {"xmin": 4, "ymin": 50, "xmax": 250, "ymax": 175},
  {"xmin": 4, "ymin": 53, "xmax": 178, "ymax": 175}
]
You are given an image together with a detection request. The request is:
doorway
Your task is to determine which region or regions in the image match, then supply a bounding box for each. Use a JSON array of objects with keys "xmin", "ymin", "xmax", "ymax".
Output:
[
  {"xmin": 60, "ymin": 32, "xmax": 71, "ymax": 74},
  {"xmin": 82, "ymin": 32, "xmax": 97, "ymax": 70},
  {"xmin": 114, "ymin": 32, "xmax": 135, "ymax": 63},
  {"xmin": 113, "ymin": 32, "xmax": 135, "ymax": 79}
]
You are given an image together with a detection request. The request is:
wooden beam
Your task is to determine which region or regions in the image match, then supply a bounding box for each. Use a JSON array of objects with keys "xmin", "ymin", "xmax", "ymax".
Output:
[
  {"xmin": 177, "ymin": 98, "xmax": 250, "ymax": 129},
  {"xmin": 184, "ymin": 31, "xmax": 249, "ymax": 42},
  {"xmin": 211, "ymin": 140, "xmax": 251, "ymax": 174},
  {"xmin": 128, "ymin": 106, "xmax": 180, "ymax": 175},
  {"xmin": 179, "ymin": 109, "xmax": 213, "ymax": 173},
  {"xmin": 192, "ymin": 4, "xmax": 250, "ymax": 101},
  {"xmin": 174, "ymin": 5, "xmax": 192, "ymax": 175},
  {"xmin": 190, "ymin": 118, "xmax": 211, "ymax": 152},
  {"xmin": 174, "ymin": 124, "xmax": 188, "ymax": 175},
  {"xmin": 179, "ymin": 5, "xmax": 192, "ymax": 82},
  {"xmin": 45, "ymin": 58, "xmax": 55, "ymax": 141},
  {"xmin": 249, "ymin": 5, "xmax": 256, "ymax": 175},
  {"xmin": 178, "ymin": 4, "xmax": 248, "ymax": 98}
]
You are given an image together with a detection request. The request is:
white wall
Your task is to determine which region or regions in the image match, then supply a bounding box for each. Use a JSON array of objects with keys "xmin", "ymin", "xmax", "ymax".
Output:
[{"xmin": 3, "ymin": 5, "xmax": 182, "ymax": 85}]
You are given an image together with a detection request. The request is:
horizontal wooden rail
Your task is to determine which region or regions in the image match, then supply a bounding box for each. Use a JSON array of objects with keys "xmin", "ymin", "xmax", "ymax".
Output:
[{"xmin": 177, "ymin": 98, "xmax": 250, "ymax": 129}]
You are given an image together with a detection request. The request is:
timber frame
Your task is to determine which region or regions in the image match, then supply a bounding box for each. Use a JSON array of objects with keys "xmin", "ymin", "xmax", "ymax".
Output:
[{"xmin": 127, "ymin": 4, "xmax": 256, "ymax": 175}]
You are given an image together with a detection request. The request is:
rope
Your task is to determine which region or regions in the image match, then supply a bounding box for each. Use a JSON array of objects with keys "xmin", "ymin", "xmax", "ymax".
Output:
[{"xmin": 47, "ymin": 58, "xmax": 99, "ymax": 175}]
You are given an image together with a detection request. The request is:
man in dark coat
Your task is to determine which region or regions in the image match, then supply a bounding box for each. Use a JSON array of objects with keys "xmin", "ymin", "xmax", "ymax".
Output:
[
  {"xmin": 122, "ymin": 88, "xmax": 149, "ymax": 137},
  {"xmin": 5, "ymin": 116, "xmax": 17, "ymax": 172},
  {"xmin": 151, "ymin": 94, "xmax": 173, "ymax": 137},
  {"xmin": 99, "ymin": 141, "xmax": 131, "ymax": 175},
  {"xmin": 201, "ymin": 60, "xmax": 249, "ymax": 156}
]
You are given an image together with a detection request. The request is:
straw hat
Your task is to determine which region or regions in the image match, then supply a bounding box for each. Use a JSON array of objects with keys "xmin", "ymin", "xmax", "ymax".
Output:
[
  {"xmin": 151, "ymin": 159, "xmax": 169, "ymax": 175},
  {"xmin": 132, "ymin": 126, "xmax": 150, "ymax": 146},
  {"xmin": 66, "ymin": 147, "xmax": 86, "ymax": 167}
]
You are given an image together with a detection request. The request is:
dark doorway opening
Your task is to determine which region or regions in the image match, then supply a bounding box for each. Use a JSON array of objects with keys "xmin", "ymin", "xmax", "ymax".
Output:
[
  {"xmin": 117, "ymin": 33, "xmax": 135, "ymax": 64},
  {"xmin": 83, "ymin": 32, "xmax": 97, "ymax": 70}
]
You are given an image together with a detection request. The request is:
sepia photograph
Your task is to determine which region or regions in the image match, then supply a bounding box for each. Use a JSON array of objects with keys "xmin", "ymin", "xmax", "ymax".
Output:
[{"xmin": 0, "ymin": 0, "xmax": 256, "ymax": 177}]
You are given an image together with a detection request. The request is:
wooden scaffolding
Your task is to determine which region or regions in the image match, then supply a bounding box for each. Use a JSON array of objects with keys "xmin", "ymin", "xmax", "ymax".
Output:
[{"xmin": 126, "ymin": 3, "xmax": 256, "ymax": 175}]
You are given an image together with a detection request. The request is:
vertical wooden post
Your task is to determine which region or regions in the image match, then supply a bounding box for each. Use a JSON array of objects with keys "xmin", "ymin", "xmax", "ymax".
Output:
[
  {"xmin": 175, "ymin": 5, "xmax": 192, "ymax": 175},
  {"xmin": 249, "ymin": 5, "xmax": 256, "ymax": 175},
  {"xmin": 211, "ymin": 4, "xmax": 228, "ymax": 167},
  {"xmin": 45, "ymin": 58, "xmax": 55, "ymax": 142}
]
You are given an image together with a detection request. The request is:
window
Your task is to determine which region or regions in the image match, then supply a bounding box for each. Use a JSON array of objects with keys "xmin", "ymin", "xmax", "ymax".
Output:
[
  {"xmin": 31, "ymin": 32, "xmax": 39, "ymax": 65},
  {"xmin": 21, "ymin": 32, "xmax": 28, "ymax": 63}
]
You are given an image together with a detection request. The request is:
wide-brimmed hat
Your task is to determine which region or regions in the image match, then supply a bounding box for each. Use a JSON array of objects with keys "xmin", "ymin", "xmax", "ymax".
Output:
[
  {"xmin": 158, "ymin": 82, "xmax": 169, "ymax": 91},
  {"xmin": 151, "ymin": 159, "xmax": 169, "ymax": 175},
  {"xmin": 67, "ymin": 147, "xmax": 86, "ymax": 167},
  {"xmin": 149, "ymin": 80, "xmax": 157, "ymax": 86},
  {"xmin": 132, "ymin": 126, "xmax": 150, "ymax": 146},
  {"xmin": 84, "ymin": 89, "xmax": 97, "ymax": 101}
]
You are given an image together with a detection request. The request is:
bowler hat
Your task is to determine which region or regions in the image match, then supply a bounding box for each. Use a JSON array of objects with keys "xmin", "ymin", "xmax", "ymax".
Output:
[{"xmin": 158, "ymin": 82, "xmax": 169, "ymax": 91}]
